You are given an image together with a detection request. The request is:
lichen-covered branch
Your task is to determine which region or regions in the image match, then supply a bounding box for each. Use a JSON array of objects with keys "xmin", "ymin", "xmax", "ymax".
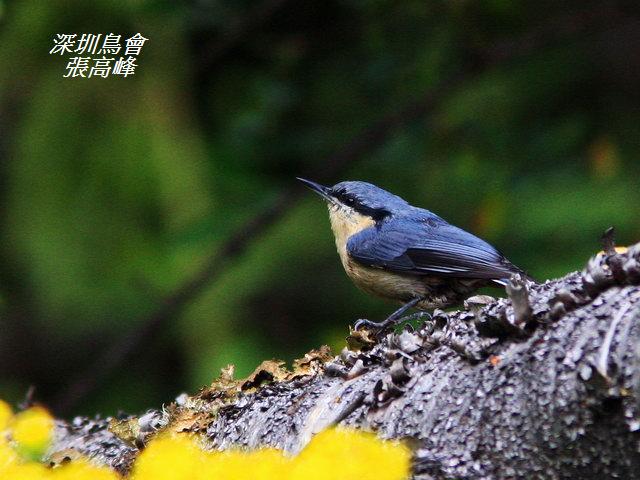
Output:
[{"xmin": 50, "ymin": 244, "xmax": 640, "ymax": 479}]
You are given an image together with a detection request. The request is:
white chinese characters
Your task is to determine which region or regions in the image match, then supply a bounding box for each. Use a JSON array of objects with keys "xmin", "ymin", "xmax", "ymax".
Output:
[
  {"xmin": 124, "ymin": 33, "xmax": 148, "ymax": 56},
  {"xmin": 49, "ymin": 34, "xmax": 77, "ymax": 55},
  {"xmin": 50, "ymin": 33, "xmax": 148, "ymax": 78}
]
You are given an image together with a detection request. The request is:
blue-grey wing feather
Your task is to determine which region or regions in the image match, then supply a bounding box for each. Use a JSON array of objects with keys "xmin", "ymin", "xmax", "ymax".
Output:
[{"xmin": 346, "ymin": 211, "xmax": 523, "ymax": 281}]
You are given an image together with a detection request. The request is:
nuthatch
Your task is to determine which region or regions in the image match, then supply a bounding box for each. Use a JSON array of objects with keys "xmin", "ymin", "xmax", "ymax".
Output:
[{"xmin": 298, "ymin": 178, "xmax": 533, "ymax": 330}]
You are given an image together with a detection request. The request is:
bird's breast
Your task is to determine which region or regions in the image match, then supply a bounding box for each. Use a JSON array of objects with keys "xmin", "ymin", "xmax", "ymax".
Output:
[
  {"xmin": 327, "ymin": 205, "xmax": 426, "ymax": 302},
  {"xmin": 343, "ymin": 260, "xmax": 485, "ymax": 309},
  {"xmin": 343, "ymin": 257, "xmax": 428, "ymax": 301},
  {"xmin": 326, "ymin": 205, "xmax": 482, "ymax": 308}
]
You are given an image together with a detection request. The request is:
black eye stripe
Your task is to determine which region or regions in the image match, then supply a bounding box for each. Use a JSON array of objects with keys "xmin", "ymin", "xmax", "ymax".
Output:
[
  {"xmin": 333, "ymin": 189, "xmax": 356, "ymax": 205},
  {"xmin": 331, "ymin": 188, "xmax": 389, "ymax": 220}
]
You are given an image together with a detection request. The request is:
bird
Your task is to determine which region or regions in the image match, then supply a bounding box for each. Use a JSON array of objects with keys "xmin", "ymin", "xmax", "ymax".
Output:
[{"xmin": 298, "ymin": 178, "xmax": 533, "ymax": 330}]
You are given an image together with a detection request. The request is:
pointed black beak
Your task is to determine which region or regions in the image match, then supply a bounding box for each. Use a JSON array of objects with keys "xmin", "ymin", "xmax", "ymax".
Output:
[{"xmin": 297, "ymin": 177, "xmax": 334, "ymax": 203}]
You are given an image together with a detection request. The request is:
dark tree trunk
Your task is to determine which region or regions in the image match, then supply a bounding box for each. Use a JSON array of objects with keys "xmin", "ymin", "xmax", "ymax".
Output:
[{"xmin": 50, "ymin": 244, "xmax": 640, "ymax": 479}]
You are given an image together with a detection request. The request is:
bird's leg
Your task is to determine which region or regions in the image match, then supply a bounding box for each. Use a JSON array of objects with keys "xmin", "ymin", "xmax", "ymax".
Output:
[
  {"xmin": 354, "ymin": 297, "xmax": 424, "ymax": 331},
  {"xmin": 397, "ymin": 311, "xmax": 432, "ymax": 325}
]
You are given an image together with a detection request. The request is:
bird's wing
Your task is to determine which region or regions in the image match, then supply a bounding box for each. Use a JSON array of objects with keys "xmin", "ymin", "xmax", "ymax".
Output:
[{"xmin": 346, "ymin": 214, "xmax": 523, "ymax": 281}]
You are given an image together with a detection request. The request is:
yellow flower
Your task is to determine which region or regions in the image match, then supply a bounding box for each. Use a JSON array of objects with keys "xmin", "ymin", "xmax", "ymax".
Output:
[
  {"xmin": 11, "ymin": 406, "xmax": 54, "ymax": 461},
  {"xmin": 131, "ymin": 434, "xmax": 203, "ymax": 480},
  {"xmin": 133, "ymin": 434, "xmax": 294, "ymax": 480},
  {"xmin": 291, "ymin": 428, "xmax": 411, "ymax": 480},
  {"xmin": 202, "ymin": 447, "xmax": 292, "ymax": 480},
  {"xmin": 50, "ymin": 458, "xmax": 120, "ymax": 480},
  {"xmin": 245, "ymin": 448, "xmax": 292, "ymax": 480},
  {"xmin": 0, "ymin": 396, "xmax": 410, "ymax": 480},
  {"xmin": 0, "ymin": 400, "xmax": 12, "ymax": 430},
  {"xmin": 200, "ymin": 450, "xmax": 246, "ymax": 480},
  {"xmin": 0, "ymin": 437, "xmax": 19, "ymax": 472},
  {"xmin": 0, "ymin": 461, "xmax": 52, "ymax": 480}
]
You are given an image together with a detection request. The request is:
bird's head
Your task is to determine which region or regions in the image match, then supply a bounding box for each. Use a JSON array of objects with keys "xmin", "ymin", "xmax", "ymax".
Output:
[
  {"xmin": 297, "ymin": 178, "xmax": 409, "ymax": 221},
  {"xmin": 298, "ymin": 178, "xmax": 409, "ymax": 229}
]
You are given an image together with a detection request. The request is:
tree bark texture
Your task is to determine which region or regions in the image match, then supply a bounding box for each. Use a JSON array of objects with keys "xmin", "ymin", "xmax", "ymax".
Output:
[{"xmin": 50, "ymin": 244, "xmax": 640, "ymax": 479}]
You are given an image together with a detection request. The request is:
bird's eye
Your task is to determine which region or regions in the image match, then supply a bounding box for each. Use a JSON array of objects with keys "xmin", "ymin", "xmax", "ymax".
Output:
[{"xmin": 333, "ymin": 189, "xmax": 357, "ymax": 207}]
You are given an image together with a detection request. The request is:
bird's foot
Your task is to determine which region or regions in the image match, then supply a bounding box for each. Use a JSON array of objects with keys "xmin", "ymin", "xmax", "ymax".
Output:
[
  {"xmin": 398, "ymin": 311, "xmax": 432, "ymax": 325},
  {"xmin": 353, "ymin": 297, "xmax": 426, "ymax": 334},
  {"xmin": 353, "ymin": 311, "xmax": 430, "ymax": 333}
]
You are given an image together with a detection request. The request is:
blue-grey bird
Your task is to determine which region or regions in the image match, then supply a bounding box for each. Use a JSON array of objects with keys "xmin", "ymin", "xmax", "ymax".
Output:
[{"xmin": 298, "ymin": 178, "xmax": 532, "ymax": 330}]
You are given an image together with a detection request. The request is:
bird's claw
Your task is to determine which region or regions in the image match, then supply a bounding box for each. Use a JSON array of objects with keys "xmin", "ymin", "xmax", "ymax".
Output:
[
  {"xmin": 353, "ymin": 318, "xmax": 391, "ymax": 332},
  {"xmin": 353, "ymin": 318, "xmax": 371, "ymax": 330}
]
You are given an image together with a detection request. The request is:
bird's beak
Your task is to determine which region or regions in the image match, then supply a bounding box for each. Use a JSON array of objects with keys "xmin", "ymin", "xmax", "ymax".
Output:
[{"xmin": 297, "ymin": 177, "xmax": 335, "ymax": 204}]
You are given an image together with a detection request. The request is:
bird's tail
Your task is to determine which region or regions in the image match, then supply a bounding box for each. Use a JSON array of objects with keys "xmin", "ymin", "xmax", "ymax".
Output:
[
  {"xmin": 492, "ymin": 258, "xmax": 538, "ymax": 286},
  {"xmin": 493, "ymin": 270, "xmax": 537, "ymax": 287}
]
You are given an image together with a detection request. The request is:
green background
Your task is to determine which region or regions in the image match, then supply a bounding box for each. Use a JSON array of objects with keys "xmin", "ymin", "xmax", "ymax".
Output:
[{"xmin": 0, "ymin": 0, "xmax": 638, "ymax": 416}]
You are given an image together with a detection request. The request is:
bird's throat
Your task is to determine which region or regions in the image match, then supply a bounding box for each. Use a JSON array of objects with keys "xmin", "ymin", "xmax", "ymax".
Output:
[{"xmin": 328, "ymin": 205, "xmax": 375, "ymax": 265}]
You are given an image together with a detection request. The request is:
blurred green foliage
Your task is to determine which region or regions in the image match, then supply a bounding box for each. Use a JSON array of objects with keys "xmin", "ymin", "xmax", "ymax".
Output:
[{"xmin": 0, "ymin": 0, "xmax": 639, "ymax": 416}]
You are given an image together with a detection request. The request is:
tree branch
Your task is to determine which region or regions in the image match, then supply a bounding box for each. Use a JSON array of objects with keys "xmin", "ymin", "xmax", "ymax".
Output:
[{"xmin": 50, "ymin": 244, "xmax": 640, "ymax": 479}]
